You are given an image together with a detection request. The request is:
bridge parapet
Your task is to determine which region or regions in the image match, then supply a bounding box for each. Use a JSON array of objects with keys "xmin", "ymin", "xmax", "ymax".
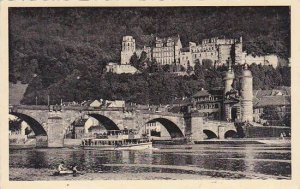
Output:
[
  {"xmin": 144, "ymin": 111, "xmax": 184, "ymax": 117},
  {"xmin": 12, "ymin": 105, "xmax": 125, "ymax": 111},
  {"xmin": 204, "ymin": 120, "xmax": 235, "ymax": 126}
]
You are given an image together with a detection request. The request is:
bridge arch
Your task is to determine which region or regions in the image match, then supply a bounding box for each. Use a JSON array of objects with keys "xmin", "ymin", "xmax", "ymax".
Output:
[
  {"xmin": 203, "ymin": 129, "xmax": 217, "ymax": 139},
  {"xmin": 224, "ymin": 130, "xmax": 237, "ymax": 138},
  {"xmin": 88, "ymin": 113, "xmax": 120, "ymax": 130},
  {"xmin": 145, "ymin": 118, "xmax": 184, "ymax": 138},
  {"xmin": 9, "ymin": 112, "xmax": 47, "ymax": 136},
  {"xmin": 71, "ymin": 113, "xmax": 120, "ymax": 131}
]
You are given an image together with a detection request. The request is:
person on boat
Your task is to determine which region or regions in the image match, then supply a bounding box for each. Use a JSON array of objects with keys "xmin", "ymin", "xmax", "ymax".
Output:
[
  {"xmin": 72, "ymin": 165, "xmax": 79, "ymax": 177},
  {"xmin": 57, "ymin": 161, "xmax": 72, "ymax": 175},
  {"xmin": 58, "ymin": 161, "xmax": 67, "ymax": 172}
]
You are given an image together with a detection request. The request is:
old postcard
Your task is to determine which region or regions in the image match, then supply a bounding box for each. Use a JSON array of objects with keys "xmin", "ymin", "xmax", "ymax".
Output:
[{"xmin": 1, "ymin": 0, "xmax": 299, "ymax": 189}]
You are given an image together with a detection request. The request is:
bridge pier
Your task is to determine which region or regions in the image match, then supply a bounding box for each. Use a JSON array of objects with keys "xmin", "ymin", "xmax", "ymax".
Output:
[
  {"xmin": 190, "ymin": 116, "xmax": 204, "ymax": 141},
  {"xmin": 47, "ymin": 112, "xmax": 65, "ymax": 147},
  {"xmin": 36, "ymin": 136, "xmax": 48, "ymax": 148},
  {"xmin": 217, "ymin": 126, "xmax": 225, "ymax": 139}
]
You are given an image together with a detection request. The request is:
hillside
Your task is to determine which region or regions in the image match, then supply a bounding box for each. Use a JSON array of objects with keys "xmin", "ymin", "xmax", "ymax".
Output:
[
  {"xmin": 8, "ymin": 7, "xmax": 291, "ymax": 105},
  {"xmin": 9, "ymin": 81, "xmax": 28, "ymax": 105}
]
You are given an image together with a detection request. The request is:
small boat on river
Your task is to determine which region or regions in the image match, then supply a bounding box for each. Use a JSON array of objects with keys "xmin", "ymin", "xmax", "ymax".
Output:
[{"xmin": 81, "ymin": 129, "xmax": 152, "ymax": 150}]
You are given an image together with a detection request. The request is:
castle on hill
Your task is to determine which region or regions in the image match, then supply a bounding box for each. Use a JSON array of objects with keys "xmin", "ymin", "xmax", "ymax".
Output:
[{"xmin": 106, "ymin": 35, "xmax": 280, "ymax": 74}]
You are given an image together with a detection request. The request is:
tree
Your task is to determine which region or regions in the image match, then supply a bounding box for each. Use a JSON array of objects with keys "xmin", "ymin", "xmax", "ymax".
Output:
[
  {"xmin": 162, "ymin": 64, "xmax": 171, "ymax": 72},
  {"xmin": 9, "ymin": 8, "xmax": 290, "ymax": 105},
  {"xmin": 129, "ymin": 52, "xmax": 139, "ymax": 69},
  {"xmin": 139, "ymin": 51, "xmax": 148, "ymax": 63},
  {"xmin": 194, "ymin": 62, "xmax": 205, "ymax": 80},
  {"xmin": 9, "ymin": 119, "xmax": 22, "ymax": 132},
  {"xmin": 261, "ymin": 106, "xmax": 281, "ymax": 124},
  {"xmin": 186, "ymin": 61, "xmax": 193, "ymax": 74},
  {"xmin": 202, "ymin": 59, "xmax": 213, "ymax": 69},
  {"xmin": 180, "ymin": 65, "xmax": 186, "ymax": 72},
  {"xmin": 148, "ymin": 59, "xmax": 159, "ymax": 73}
]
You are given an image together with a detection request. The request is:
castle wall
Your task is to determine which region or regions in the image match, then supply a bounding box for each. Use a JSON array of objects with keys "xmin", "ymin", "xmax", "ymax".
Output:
[
  {"xmin": 243, "ymin": 54, "xmax": 278, "ymax": 68},
  {"xmin": 179, "ymin": 51, "xmax": 193, "ymax": 69},
  {"xmin": 186, "ymin": 37, "xmax": 243, "ymax": 68},
  {"xmin": 264, "ymin": 55, "xmax": 278, "ymax": 67},
  {"xmin": 234, "ymin": 43, "xmax": 243, "ymax": 65},
  {"xmin": 119, "ymin": 36, "xmax": 249, "ymax": 69},
  {"xmin": 218, "ymin": 44, "xmax": 232, "ymax": 66},
  {"xmin": 152, "ymin": 36, "xmax": 182, "ymax": 65},
  {"xmin": 106, "ymin": 63, "xmax": 138, "ymax": 74},
  {"xmin": 153, "ymin": 46, "xmax": 175, "ymax": 65}
]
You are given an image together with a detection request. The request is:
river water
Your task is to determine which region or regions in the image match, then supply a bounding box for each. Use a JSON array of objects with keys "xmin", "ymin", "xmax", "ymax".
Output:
[{"xmin": 9, "ymin": 143, "xmax": 291, "ymax": 180}]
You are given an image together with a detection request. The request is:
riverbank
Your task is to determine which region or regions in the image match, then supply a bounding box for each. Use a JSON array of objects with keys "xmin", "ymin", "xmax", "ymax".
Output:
[
  {"xmin": 9, "ymin": 168, "xmax": 214, "ymax": 180},
  {"xmin": 194, "ymin": 138, "xmax": 291, "ymax": 145}
]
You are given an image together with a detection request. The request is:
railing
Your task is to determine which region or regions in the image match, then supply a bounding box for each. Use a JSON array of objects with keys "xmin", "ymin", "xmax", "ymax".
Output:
[
  {"xmin": 11, "ymin": 104, "xmax": 136, "ymax": 112},
  {"xmin": 10, "ymin": 104, "xmax": 186, "ymax": 117}
]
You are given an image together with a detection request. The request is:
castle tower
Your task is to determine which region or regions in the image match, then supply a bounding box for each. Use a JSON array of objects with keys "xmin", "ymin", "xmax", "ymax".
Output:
[
  {"xmin": 240, "ymin": 64, "xmax": 253, "ymax": 122},
  {"xmin": 121, "ymin": 36, "xmax": 136, "ymax": 65},
  {"xmin": 223, "ymin": 58, "xmax": 235, "ymax": 95}
]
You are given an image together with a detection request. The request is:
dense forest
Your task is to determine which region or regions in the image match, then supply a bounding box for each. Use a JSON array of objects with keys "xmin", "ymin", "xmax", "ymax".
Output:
[
  {"xmin": 20, "ymin": 63, "xmax": 290, "ymax": 105},
  {"xmin": 8, "ymin": 7, "xmax": 291, "ymax": 105}
]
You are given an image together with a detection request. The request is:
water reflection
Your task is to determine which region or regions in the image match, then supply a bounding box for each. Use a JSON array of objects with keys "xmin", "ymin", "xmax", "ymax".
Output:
[
  {"xmin": 244, "ymin": 145, "xmax": 255, "ymax": 173},
  {"xmin": 9, "ymin": 143, "xmax": 291, "ymax": 179}
]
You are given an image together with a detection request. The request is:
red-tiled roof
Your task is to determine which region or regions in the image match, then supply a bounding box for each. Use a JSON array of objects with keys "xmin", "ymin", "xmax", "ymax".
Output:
[
  {"xmin": 254, "ymin": 96, "xmax": 290, "ymax": 107},
  {"xmin": 253, "ymin": 87, "xmax": 291, "ymax": 107},
  {"xmin": 193, "ymin": 90, "xmax": 210, "ymax": 97},
  {"xmin": 253, "ymin": 87, "xmax": 291, "ymax": 98}
]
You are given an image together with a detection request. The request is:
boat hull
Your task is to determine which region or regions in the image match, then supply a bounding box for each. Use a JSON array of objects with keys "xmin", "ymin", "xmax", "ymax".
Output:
[{"xmin": 82, "ymin": 142, "xmax": 152, "ymax": 150}]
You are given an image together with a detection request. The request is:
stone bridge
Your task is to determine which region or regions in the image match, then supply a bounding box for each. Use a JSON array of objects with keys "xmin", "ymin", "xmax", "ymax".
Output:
[{"xmin": 9, "ymin": 105, "xmax": 237, "ymax": 147}]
